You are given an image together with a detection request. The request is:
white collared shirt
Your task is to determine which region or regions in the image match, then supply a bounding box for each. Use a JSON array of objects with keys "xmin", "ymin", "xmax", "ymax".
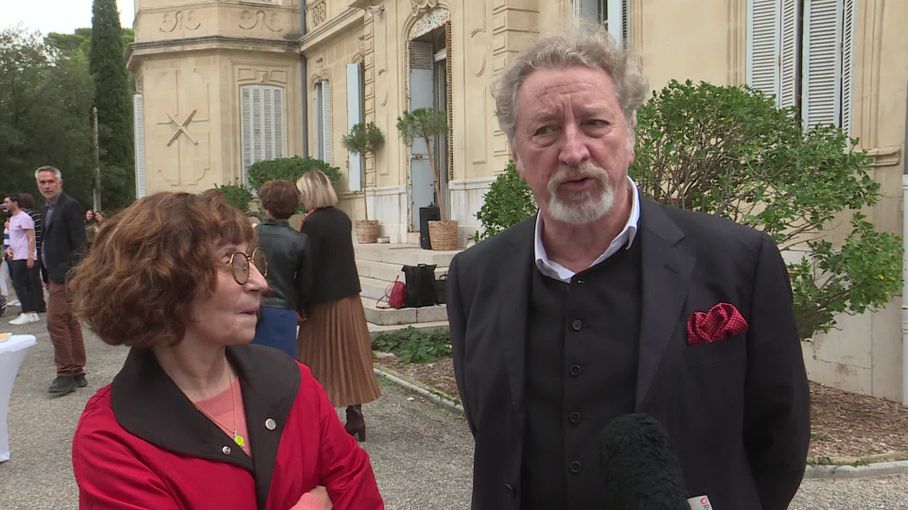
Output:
[{"xmin": 534, "ymin": 177, "xmax": 641, "ymax": 283}]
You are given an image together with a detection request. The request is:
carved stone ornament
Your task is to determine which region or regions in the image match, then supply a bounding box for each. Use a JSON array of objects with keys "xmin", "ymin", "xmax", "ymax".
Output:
[
  {"xmin": 239, "ymin": 10, "xmax": 283, "ymax": 32},
  {"xmin": 306, "ymin": 0, "xmax": 327, "ymax": 31},
  {"xmin": 160, "ymin": 10, "xmax": 201, "ymax": 33},
  {"xmin": 411, "ymin": 0, "xmax": 440, "ymax": 16},
  {"xmin": 409, "ymin": 7, "xmax": 449, "ymax": 40}
]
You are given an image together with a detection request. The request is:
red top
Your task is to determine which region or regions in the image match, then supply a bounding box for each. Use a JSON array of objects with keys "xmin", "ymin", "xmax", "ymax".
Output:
[{"xmin": 72, "ymin": 347, "xmax": 383, "ymax": 510}]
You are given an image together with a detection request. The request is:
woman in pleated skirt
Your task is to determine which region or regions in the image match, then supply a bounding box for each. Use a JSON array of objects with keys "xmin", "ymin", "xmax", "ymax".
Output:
[{"xmin": 296, "ymin": 170, "xmax": 380, "ymax": 441}]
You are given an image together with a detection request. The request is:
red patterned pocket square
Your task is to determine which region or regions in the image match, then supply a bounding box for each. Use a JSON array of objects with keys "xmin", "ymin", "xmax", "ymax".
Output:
[{"xmin": 687, "ymin": 302, "xmax": 748, "ymax": 345}]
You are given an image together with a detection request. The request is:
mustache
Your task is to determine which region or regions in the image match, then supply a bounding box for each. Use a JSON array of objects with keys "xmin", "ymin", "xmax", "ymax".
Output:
[{"xmin": 549, "ymin": 161, "xmax": 607, "ymax": 188}]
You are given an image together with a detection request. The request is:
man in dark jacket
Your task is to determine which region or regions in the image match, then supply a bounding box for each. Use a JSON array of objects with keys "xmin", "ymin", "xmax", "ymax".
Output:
[
  {"xmin": 251, "ymin": 179, "xmax": 310, "ymax": 358},
  {"xmin": 447, "ymin": 26, "xmax": 810, "ymax": 509},
  {"xmin": 35, "ymin": 165, "xmax": 87, "ymax": 396}
]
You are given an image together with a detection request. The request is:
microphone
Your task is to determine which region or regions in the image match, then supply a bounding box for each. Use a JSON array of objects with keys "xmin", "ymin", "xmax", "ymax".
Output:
[{"xmin": 597, "ymin": 413, "xmax": 694, "ymax": 510}]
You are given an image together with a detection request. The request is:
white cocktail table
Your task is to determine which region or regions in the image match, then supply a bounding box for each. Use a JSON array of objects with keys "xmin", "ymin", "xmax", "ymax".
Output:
[{"xmin": 0, "ymin": 334, "xmax": 37, "ymax": 462}]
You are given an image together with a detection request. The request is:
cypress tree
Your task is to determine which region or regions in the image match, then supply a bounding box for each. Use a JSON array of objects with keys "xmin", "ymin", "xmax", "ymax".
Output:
[{"xmin": 90, "ymin": 0, "xmax": 134, "ymax": 209}]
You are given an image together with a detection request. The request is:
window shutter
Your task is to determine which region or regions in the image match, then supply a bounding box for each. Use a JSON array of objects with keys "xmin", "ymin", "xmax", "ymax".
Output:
[
  {"xmin": 241, "ymin": 87, "xmax": 253, "ymax": 182},
  {"xmin": 347, "ymin": 63, "xmax": 363, "ymax": 192},
  {"xmin": 446, "ymin": 21, "xmax": 454, "ymax": 180},
  {"xmin": 747, "ymin": 0, "xmax": 780, "ymax": 100},
  {"xmin": 240, "ymin": 85, "xmax": 285, "ymax": 183},
  {"xmin": 606, "ymin": 0, "xmax": 626, "ymax": 45},
  {"xmin": 802, "ymin": 0, "xmax": 843, "ymax": 129},
  {"xmin": 840, "ymin": 0, "xmax": 854, "ymax": 137},
  {"xmin": 320, "ymin": 80, "xmax": 333, "ymax": 164},
  {"xmin": 133, "ymin": 94, "xmax": 146, "ymax": 198},
  {"xmin": 273, "ymin": 87, "xmax": 284, "ymax": 160},
  {"xmin": 315, "ymin": 83, "xmax": 324, "ymax": 160},
  {"xmin": 778, "ymin": 0, "xmax": 799, "ymax": 108},
  {"xmin": 263, "ymin": 87, "xmax": 274, "ymax": 161}
]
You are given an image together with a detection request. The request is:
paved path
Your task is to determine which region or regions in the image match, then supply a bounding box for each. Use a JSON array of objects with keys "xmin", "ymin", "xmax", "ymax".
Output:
[{"xmin": 0, "ymin": 314, "xmax": 906, "ymax": 509}]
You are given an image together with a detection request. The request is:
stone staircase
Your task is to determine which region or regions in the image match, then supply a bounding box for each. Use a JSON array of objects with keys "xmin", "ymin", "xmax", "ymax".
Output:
[{"xmin": 355, "ymin": 243, "xmax": 459, "ymax": 333}]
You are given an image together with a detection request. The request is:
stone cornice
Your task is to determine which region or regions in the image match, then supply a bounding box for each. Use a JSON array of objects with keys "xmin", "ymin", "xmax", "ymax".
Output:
[
  {"xmin": 299, "ymin": 7, "xmax": 364, "ymax": 52},
  {"xmin": 126, "ymin": 36, "xmax": 299, "ymax": 69}
]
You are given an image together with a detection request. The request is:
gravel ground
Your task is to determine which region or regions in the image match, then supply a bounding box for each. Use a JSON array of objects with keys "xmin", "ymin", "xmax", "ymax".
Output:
[{"xmin": 2, "ymin": 312, "xmax": 907, "ymax": 509}]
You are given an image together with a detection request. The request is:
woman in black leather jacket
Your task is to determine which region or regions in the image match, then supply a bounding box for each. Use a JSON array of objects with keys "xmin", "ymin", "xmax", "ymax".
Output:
[{"xmin": 250, "ymin": 179, "xmax": 310, "ymax": 357}]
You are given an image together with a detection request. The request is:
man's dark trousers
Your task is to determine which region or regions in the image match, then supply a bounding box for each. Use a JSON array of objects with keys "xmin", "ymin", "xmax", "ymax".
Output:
[{"xmin": 9, "ymin": 260, "xmax": 38, "ymax": 313}]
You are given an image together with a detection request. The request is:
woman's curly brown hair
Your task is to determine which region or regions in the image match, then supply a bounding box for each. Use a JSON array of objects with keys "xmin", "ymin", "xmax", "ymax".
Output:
[{"xmin": 69, "ymin": 192, "xmax": 256, "ymax": 348}]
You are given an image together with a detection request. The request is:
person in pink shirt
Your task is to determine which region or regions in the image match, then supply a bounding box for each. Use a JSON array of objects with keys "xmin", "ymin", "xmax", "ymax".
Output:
[{"xmin": 3, "ymin": 194, "xmax": 39, "ymax": 325}]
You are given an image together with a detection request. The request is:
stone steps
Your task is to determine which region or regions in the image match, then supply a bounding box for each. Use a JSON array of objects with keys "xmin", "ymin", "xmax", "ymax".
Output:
[{"xmin": 354, "ymin": 242, "xmax": 458, "ymax": 329}]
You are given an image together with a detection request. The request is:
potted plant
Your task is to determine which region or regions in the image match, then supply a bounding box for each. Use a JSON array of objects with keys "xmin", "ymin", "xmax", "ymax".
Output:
[
  {"xmin": 342, "ymin": 121, "xmax": 385, "ymax": 243},
  {"xmin": 396, "ymin": 108, "xmax": 457, "ymax": 250}
]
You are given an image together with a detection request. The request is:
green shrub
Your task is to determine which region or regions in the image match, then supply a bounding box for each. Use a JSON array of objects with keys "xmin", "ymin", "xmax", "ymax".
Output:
[
  {"xmin": 213, "ymin": 182, "xmax": 254, "ymax": 213},
  {"xmin": 246, "ymin": 156, "xmax": 341, "ymax": 190},
  {"xmin": 372, "ymin": 326, "xmax": 452, "ymax": 364},
  {"xmin": 630, "ymin": 80, "xmax": 902, "ymax": 340},
  {"xmin": 342, "ymin": 122, "xmax": 385, "ymax": 156},
  {"xmin": 473, "ymin": 162, "xmax": 537, "ymax": 241}
]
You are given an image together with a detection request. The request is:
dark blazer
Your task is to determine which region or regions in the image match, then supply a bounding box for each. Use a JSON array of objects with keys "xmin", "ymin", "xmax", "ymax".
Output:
[
  {"xmin": 41, "ymin": 192, "xmax": 85, "ymax": 284},
  {"xmin": 447, "ymin": 198, "xmax": 810, "ymax": 510},
  {"xmin": 299, "ymin": 207, "xmax": 361, "ymax": 307}
]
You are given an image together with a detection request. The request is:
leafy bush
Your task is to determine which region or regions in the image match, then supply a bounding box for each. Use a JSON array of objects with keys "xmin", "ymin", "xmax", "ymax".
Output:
[
  {"xmin": 213, "ymin": 182, "xmax": 254, "ymax": 213},
  {"xmin": 473, "ymin": 162, "xmax": 537, "ymax": 241},
  {"xmin": 631, "ymin": 80, "xmax": 901, "ymax": 340},
  {"xmin": 372, "ymin": 326, "xmax": 452, "ymax": 364},
  {"xmin": 342, "ymin": 122, "xmax": 385, "ymax": 156},
  {"xmin": 246, "ymin": 156, "xmax": 341, "ymax": 190}
]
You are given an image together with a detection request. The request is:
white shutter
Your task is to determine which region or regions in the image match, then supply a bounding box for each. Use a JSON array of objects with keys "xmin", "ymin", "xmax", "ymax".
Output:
[
  {"xmin": 320, "ymin": 80, "xmax": 332, "ymax": 164},
  {"xmin": 778, "ymin": 0, "xmax": 799, "ymax": 108},
  {"xmin": 241, "ymin": 87, "xmax": 253, "ymax": 181},
  {"xmin": 802, "ymin": 0, "xmax": 843, "ymax": 129},
  {"xmin": 346, "ymin": 63, "xmax": 363, "ymax": 192},
  {"xmin": 240, "ymin": 85, "xmax": 285, "ymax": 183},
  {"xmin": 747, "ymin": 0, "xmax": 780, "ymax": 100},
  {"xmin": 840, "ymin": 0, "xmax": 855, "ymax": 137},
  {"xmin": 606, "ymin": 0, "xmax": 625, "ymax": 45},
  {"xmin": 274, "ymin": 87, "xmax": 284, "ymax": 159},
  {"xmin": 315, "ymin": 83, "xmax": 324, "ymax": 160},
  {"xmin": 133, "ymin": 94, "xmax": 146, "ymax": 198}
]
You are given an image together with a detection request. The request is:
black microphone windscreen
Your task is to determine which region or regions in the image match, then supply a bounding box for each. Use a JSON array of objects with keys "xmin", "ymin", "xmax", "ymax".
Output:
[{"xmin": 597, "ymin": 413, "xmax": 690, "ymax": 510}]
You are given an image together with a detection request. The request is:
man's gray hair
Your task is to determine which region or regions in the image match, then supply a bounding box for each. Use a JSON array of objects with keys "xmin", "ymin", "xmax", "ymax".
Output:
[
  {"xmin": 35, "ymin": 165, "xmax": 63, "ymax": 180},
  {"xmin": 494, "ymin": 25, "xmax": 649, "ymax": 141}
]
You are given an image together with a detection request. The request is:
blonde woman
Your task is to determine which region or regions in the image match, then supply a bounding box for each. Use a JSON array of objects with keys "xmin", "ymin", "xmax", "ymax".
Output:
[{"xmin": 296, "ymin": 170, "xmax": 380, "ymax": 441}]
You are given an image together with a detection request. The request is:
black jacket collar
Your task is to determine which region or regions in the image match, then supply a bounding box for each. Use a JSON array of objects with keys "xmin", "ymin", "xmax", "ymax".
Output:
[{"xmin": 111, "ymin": 344, "xmax": 301, "ymax": 509}]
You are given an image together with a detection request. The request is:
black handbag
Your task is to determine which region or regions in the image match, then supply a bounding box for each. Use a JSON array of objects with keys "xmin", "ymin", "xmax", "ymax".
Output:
[
  {"xmin": 435, "ymin": 272, "xmax": 447, "ymax": 305},
  {"xmin": 402, "ymin": 264, "xmax": 437, "ymax": 308}
]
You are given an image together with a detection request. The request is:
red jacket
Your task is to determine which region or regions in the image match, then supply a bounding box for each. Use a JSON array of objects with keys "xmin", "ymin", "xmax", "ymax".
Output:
[{"xmin": 72, "ymin": 345, "xmax": 383, "ymax": 509}]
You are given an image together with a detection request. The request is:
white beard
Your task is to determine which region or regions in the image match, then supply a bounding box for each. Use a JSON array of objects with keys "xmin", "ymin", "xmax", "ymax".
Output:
[{"xmin": 545, "ymin": 161, "xmax": 615, "ymax": 225}]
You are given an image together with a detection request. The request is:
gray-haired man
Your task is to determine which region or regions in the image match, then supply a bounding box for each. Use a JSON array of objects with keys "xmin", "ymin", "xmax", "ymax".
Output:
[{"xmin": 447, "ymin": 25, "xmax": 809, "ymax": 509}]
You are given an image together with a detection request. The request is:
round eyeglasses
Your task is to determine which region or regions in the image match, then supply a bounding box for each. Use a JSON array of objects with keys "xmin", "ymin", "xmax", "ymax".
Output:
[{"xmin": 225, "ymin": 248, "xmax": 268, "ymax": 285}]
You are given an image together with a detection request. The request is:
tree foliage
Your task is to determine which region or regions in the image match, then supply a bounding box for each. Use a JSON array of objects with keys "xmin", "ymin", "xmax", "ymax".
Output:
[
  {"xmin": 396, "ymin": 108, "xmax": 449, "ymax": 219},
  {"xmin": 630, "ymin": 80, "xmax": 901, "ymax": 340},
  {"xmin": 246, "ymin": 156, "xmax": 341, "ymax": 190},
  {"xmin": 214, "ymin": 182, "xmax": 255, "ymax": 214},
  {"xmin": 91, "ymin": 0, "xmax": 134, "ymax": 210},
  {"xmin": 473, "ymin": 162, "xmax": 537, "ymax": 241},
  {"xmin": 0, "ymin": 27, "xmax": 95, "ymax": 206},
  {"xmin": 341, "ymin": 122, "xmax": 385, "ymax": 156}
]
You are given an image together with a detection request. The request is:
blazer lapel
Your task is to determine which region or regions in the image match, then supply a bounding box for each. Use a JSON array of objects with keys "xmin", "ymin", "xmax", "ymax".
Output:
[
  {"xmin": 495, "ymin": 218, "xmax": 536, "ymax": 421},
  {"xmin": 635, "ymin": 200, "xmax": 694, "ymax": 409}
]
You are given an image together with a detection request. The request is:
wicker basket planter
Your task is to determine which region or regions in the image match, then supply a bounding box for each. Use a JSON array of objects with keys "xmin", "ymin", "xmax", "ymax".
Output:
[
  {"xmin": 427, "ymin": 220, "xmax": 458, "ymax": 251},
  {"xmin": 355, "ymin": 219, "xmax": 381, "ymax": 244}
]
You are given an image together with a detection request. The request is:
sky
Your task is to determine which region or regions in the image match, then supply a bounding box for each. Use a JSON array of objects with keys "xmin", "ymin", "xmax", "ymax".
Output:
[{"xmin": 1, "ymin": 0, "xmax": 135, "ymax": 35}]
